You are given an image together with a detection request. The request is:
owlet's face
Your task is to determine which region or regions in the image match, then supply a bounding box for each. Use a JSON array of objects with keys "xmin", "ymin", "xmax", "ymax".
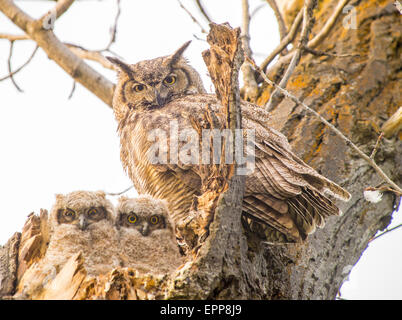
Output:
[
  {"xmin": 118, "ymin": 211, "xmax": 166, "ymax": 236},
  {"xmin": 107, "ymin": 41, "xmax": 206, "ymax": 115},
  {"xmin": 57, "ymin": 206, "xmax": 108, "ymax": 230},
  {"xmin": 116, "ymin": 196, "xmax": 171, "ymax": 236},
  {"xmin": 52, "ymin": 191, "xmax": 113, "ymax": 231}
]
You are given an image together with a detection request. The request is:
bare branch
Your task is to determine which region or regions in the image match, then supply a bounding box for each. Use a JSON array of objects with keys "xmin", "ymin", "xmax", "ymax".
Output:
[
  {"xmin": 370, "ymin": 132, "xmax": 384, "ymax": 159},
  {"xmin": 0, "ymin": 0, "xmax": 115, "ymax": 107},
  {"xmin": 0, "ymin": 34, "xmax": 118, "ymax": 71},
  {"xmin": 103, "ymin": 0, "xmax": 121, "ymax": 51},
  {"xmin": 369, "ymin": 223, "xmax": 402, "ymax": 242},
  {"xmin": 266, "ymin": 0, "xmax": 287, "ymax": 40},
  {"xmin": 65, "ymin": 43, "xmax": 117, "ymax": 70},
  {"xmin": 241, "ymin": 0, "xmax": 258, "ymax": 101},
  {"xmin": 53, "ymin": 0, "xmax": 75, "ymax": 19},
  {"xmin": 301, "ymin": 45, "xmax": 359, "ymax": 58},
  {"xmin": 247, "ymin": 56, "xmax": 402, "ymax": 194},
  {"xmin": 0, "ymin": 44, "xmax": 38, "ymax": 81},
  {"xmin": 67, "ymin": 80, "xmax": 76, "ymax": 99},
  {"xmin": 265, "ymin": 0, "xmax": 350, "ymax": 77},
  {"xmin": 0, "ymin": 33, "xmax": 29, "ymax": 41},
  {"xmin": 177, "ymin": 0, "xmax": 207, "ymax": 34},
  {"xmin": 307, "ymin": 0, "xmax": 350, "ymax": 49},
  {"xmin": 106, "ymin": 185, "xmax": 134, "ymax": 196},
  {"xmin": 7, "ymin": 41, "xmax": 23, "ymax": 92},
  {"xmin": 194, "ymin": 0, "xmax": 212, "ymax": 23},
  {"xmin": 265, "ymin": 0, "xmax": 317, "ymax": 111},
  {"xmin": 260, "ymin": 8, "xmax": 303, "ymax": 73},
  {"xmin": 381, "ymin": 107, "xmax": 402, "ymax": 138}
]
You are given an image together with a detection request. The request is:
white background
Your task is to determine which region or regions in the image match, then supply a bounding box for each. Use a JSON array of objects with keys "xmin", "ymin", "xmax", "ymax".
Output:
[{"xmin": 0, "ymin": 0, "xmax": 401, "ymax": 299}]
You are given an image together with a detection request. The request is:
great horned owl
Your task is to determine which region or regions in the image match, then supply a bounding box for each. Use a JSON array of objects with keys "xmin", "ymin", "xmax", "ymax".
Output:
[
  {"xmin": 116, "ymin": 195, "xmax": 183, "ymax": 274},
  {"xmin": 107, "ymin": 42, "xmax": 351, "ymax": 243},
  {"xmin": 45, "ymin": 190, "xmax": 120, "ymax": 276}
]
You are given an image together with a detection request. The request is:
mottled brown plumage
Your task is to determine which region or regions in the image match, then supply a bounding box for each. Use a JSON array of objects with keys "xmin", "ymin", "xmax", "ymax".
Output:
[
  {"xmin": 116, "ymin": 195, "xmax": 183, "ymax": 274},
  {"xmin": 107, "ymin": 42, "xmax": 351, "ymax": 243}
]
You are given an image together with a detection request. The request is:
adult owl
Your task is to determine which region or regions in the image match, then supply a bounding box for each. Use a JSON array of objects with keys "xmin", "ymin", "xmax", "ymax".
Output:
[
  {"xmin": 116, "ymin": 195, "xmax": 183, "ymax": 274},
  {"xmin": 107, "ymin": 42, "xmax": 351, "ymax": 243}
]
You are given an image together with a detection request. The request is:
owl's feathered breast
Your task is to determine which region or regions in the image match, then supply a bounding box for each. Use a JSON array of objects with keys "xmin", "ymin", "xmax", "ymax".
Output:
[{"xmin": 118, "ymin": 93, "xmax": 350, "ymax": 241}]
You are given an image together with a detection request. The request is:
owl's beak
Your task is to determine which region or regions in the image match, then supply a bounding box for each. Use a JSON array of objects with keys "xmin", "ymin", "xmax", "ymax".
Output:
[
  {"xmin": 141, "ymin": 222, "xmax": 150, "ymax": 236},
  {"xmin": 154, "ymin": 88, "xmax": 166, "ymax": 107},
  {"xmin": 79, "ymin": 215, "xmax": 88, "ymax": 230}
]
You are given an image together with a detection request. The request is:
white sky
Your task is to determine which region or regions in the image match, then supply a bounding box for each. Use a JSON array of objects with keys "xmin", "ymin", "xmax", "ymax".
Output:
[{"xmin": 0, "ymin": 0, "xmax": 401, "ymax": 299}]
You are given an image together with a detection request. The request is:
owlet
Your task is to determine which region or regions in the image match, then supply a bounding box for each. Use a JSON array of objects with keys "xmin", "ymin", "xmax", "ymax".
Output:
[{"xmin": 116, "ymin": 195, "xmax": 183, "ymax": 275}]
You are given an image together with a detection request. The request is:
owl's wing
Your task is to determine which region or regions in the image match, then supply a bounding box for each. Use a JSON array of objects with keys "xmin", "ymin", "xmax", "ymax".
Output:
[{"xmin": 241, "ymin": 103, "xmax": 350, "ymax": 241}]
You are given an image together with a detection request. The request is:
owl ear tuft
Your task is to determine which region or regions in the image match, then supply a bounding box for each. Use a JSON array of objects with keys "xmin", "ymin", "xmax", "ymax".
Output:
[
  {"xmin": 166, "ymin": 41, "xmax": 191, "ymax": 67},
  {"xmin": 106, "ymin": 56, "xmax": 133, "ymax": 75},
  {"xmin": 55, "ymin": 194, "xmax": 64, "ymax": 202}
]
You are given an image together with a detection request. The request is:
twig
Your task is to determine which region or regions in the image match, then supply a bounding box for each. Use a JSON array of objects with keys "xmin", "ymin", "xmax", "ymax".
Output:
[
  {"xmin": 266, "ymin": 0, "xmax": 287, "ymax": 40},
  {"xmin": 65, "ymin": 43, "xmax": 117, "ymax": 70},
  {"xmin": 241, "ymin": 0, "xmax": 258, "ymax": 101},
  {"xmin": 68, "ymin": 80, "xmax": 76, "ymax": 99},
  {"xmin": 7, "ymin": 41, "xmax": 23, "ymax": 92},
  {"xmin": 250, "ymin": 4, "xmax": 265, "ymax": 18},
  {"xmin": 247, "ymin": 56, "xmax": 402, "ymax": 194},
  {"xmin": 103, "ymin": 0, "xmax": 121, "ymax": 51},
  {"xmin": 370, "ymin": 132, "xmax": 384, "ymax": 159},
  {"xmin": 381, "ymin": 107, "xmax": 402, "ymax": 138},
  {"xmin": 53, "ymin": 0, "xmax": 76, "ymax": 19},
  {"xmin": 265, "ymin": 0, "xmax": 350, "ymax": 77},
  {"xmin": 178, "ymin": 0, "xmax": 207, "ymax": 34},
  {"xmin": 302, "ymin": 46, "xmax": 359, "ymax": 58},
  {"xmin": 307, "ymin": 0, "xmax": 350, "ymax": 49},
  {"xmin": 0, "ymin": 33, "xmax": 29, "ymax": 41},
  {"xmin": 0, "ymin": 33, "xmax": 118, "ymax": 71},
  {"xmin": 265, "ymin": 0, "xmax": 317, "ymax": 111},
  {"xmin": 0, "ymin": 44, "xmax": 38, "ymax": 81},
  {"xmin": 106, "ymin": 185, "xmax": 134, "ymax": 196},
  {"xmin": 0, "ymin": 0, "xmax": 115, "ymax": 107},
  {"xmin": 194, "ymin": 0, "xmax": 212, "ymax": 23},
  {"xmin": 366, "ymin": 186, "xmax": 402, "ymax": 197},
  {"xmin": 260, "ymin": 8, "xmax": 303, "ymax": 73},
  {"xmin": 369, "ymin": 223, "xmax": 402, "ymax": 242}
]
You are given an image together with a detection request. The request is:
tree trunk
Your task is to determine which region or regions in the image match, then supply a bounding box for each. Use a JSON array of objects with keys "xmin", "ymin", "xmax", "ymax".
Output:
[
  {"xmin": 0, "ymin": 0, "xmax": 400, "ymax": 300},
  {"xmin": 255, "ymin": 0, "xmax": 401, "ymax": 299}
]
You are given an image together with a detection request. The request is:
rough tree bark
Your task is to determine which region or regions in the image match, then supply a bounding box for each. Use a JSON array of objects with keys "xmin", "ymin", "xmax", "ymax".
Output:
[{"xmin": 0, "ymin": 0, "xmax": 400, "ymax": 300}]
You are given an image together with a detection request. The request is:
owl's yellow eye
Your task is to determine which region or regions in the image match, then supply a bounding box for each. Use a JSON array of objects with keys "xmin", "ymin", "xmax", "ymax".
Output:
[
  {"xmin": 149, "ymin": 215, "xmax": 159, "ymax": 225},
  {"xmin": 127, "ymin": 213, "xmax": 138, "ymax": 224},
  {"xmin": 163, "ymin": 75, "xmax": 176, "ymax": 85},
  {"xmin": 87, "ymin": 208, "xmax": 98, "ymax": 217},
  {"xmin": 133, "ymin": 84, "xmax": 145, "ymax": 92},
  {"xmin": 64, "ymin": 208, "xmax": 76, "ymax": 219}
]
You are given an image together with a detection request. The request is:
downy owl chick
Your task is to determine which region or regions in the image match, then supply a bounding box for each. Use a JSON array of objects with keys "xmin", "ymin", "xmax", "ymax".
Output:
[
  {"xmin": 116, "ymin": 195, "xmax": 183, "ymax": 275},
  {"xmin": 46, "ymin": 190, "xmax": 120, "ymax": 276}
]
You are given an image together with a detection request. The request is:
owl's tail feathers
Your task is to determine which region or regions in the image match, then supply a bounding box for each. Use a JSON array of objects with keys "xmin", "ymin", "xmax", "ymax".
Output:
[
  {"xmin": 242, "ymin": 186, "xmax": 343, "ymax": 243},
  {"xmin": 243, "ymin": 195, "xmax": 303, "ymax": 242}
]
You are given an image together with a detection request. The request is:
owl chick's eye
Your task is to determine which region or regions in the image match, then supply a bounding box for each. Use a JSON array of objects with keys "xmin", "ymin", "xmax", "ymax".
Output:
[
  {"xmin": 149, "ymin": 215, "xmax": 159, "ymax": 225},
  {"xmin": 133, "ymin": 84, "xmax": 145, "ymax": 92},
  {"xmin": 127, "ymin": 213, "xmax": 138, "ymax": 224},
  {"xmin": 87, "ymin": 208, "xmax": 98, "ymax": 217},
  {"xmin": 163, "ymin": 75, "xmax": 176, "ymax": 86},
  {"xmin": 63, "ymin": 208, "xmax": 76, "ymax": 220}
]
